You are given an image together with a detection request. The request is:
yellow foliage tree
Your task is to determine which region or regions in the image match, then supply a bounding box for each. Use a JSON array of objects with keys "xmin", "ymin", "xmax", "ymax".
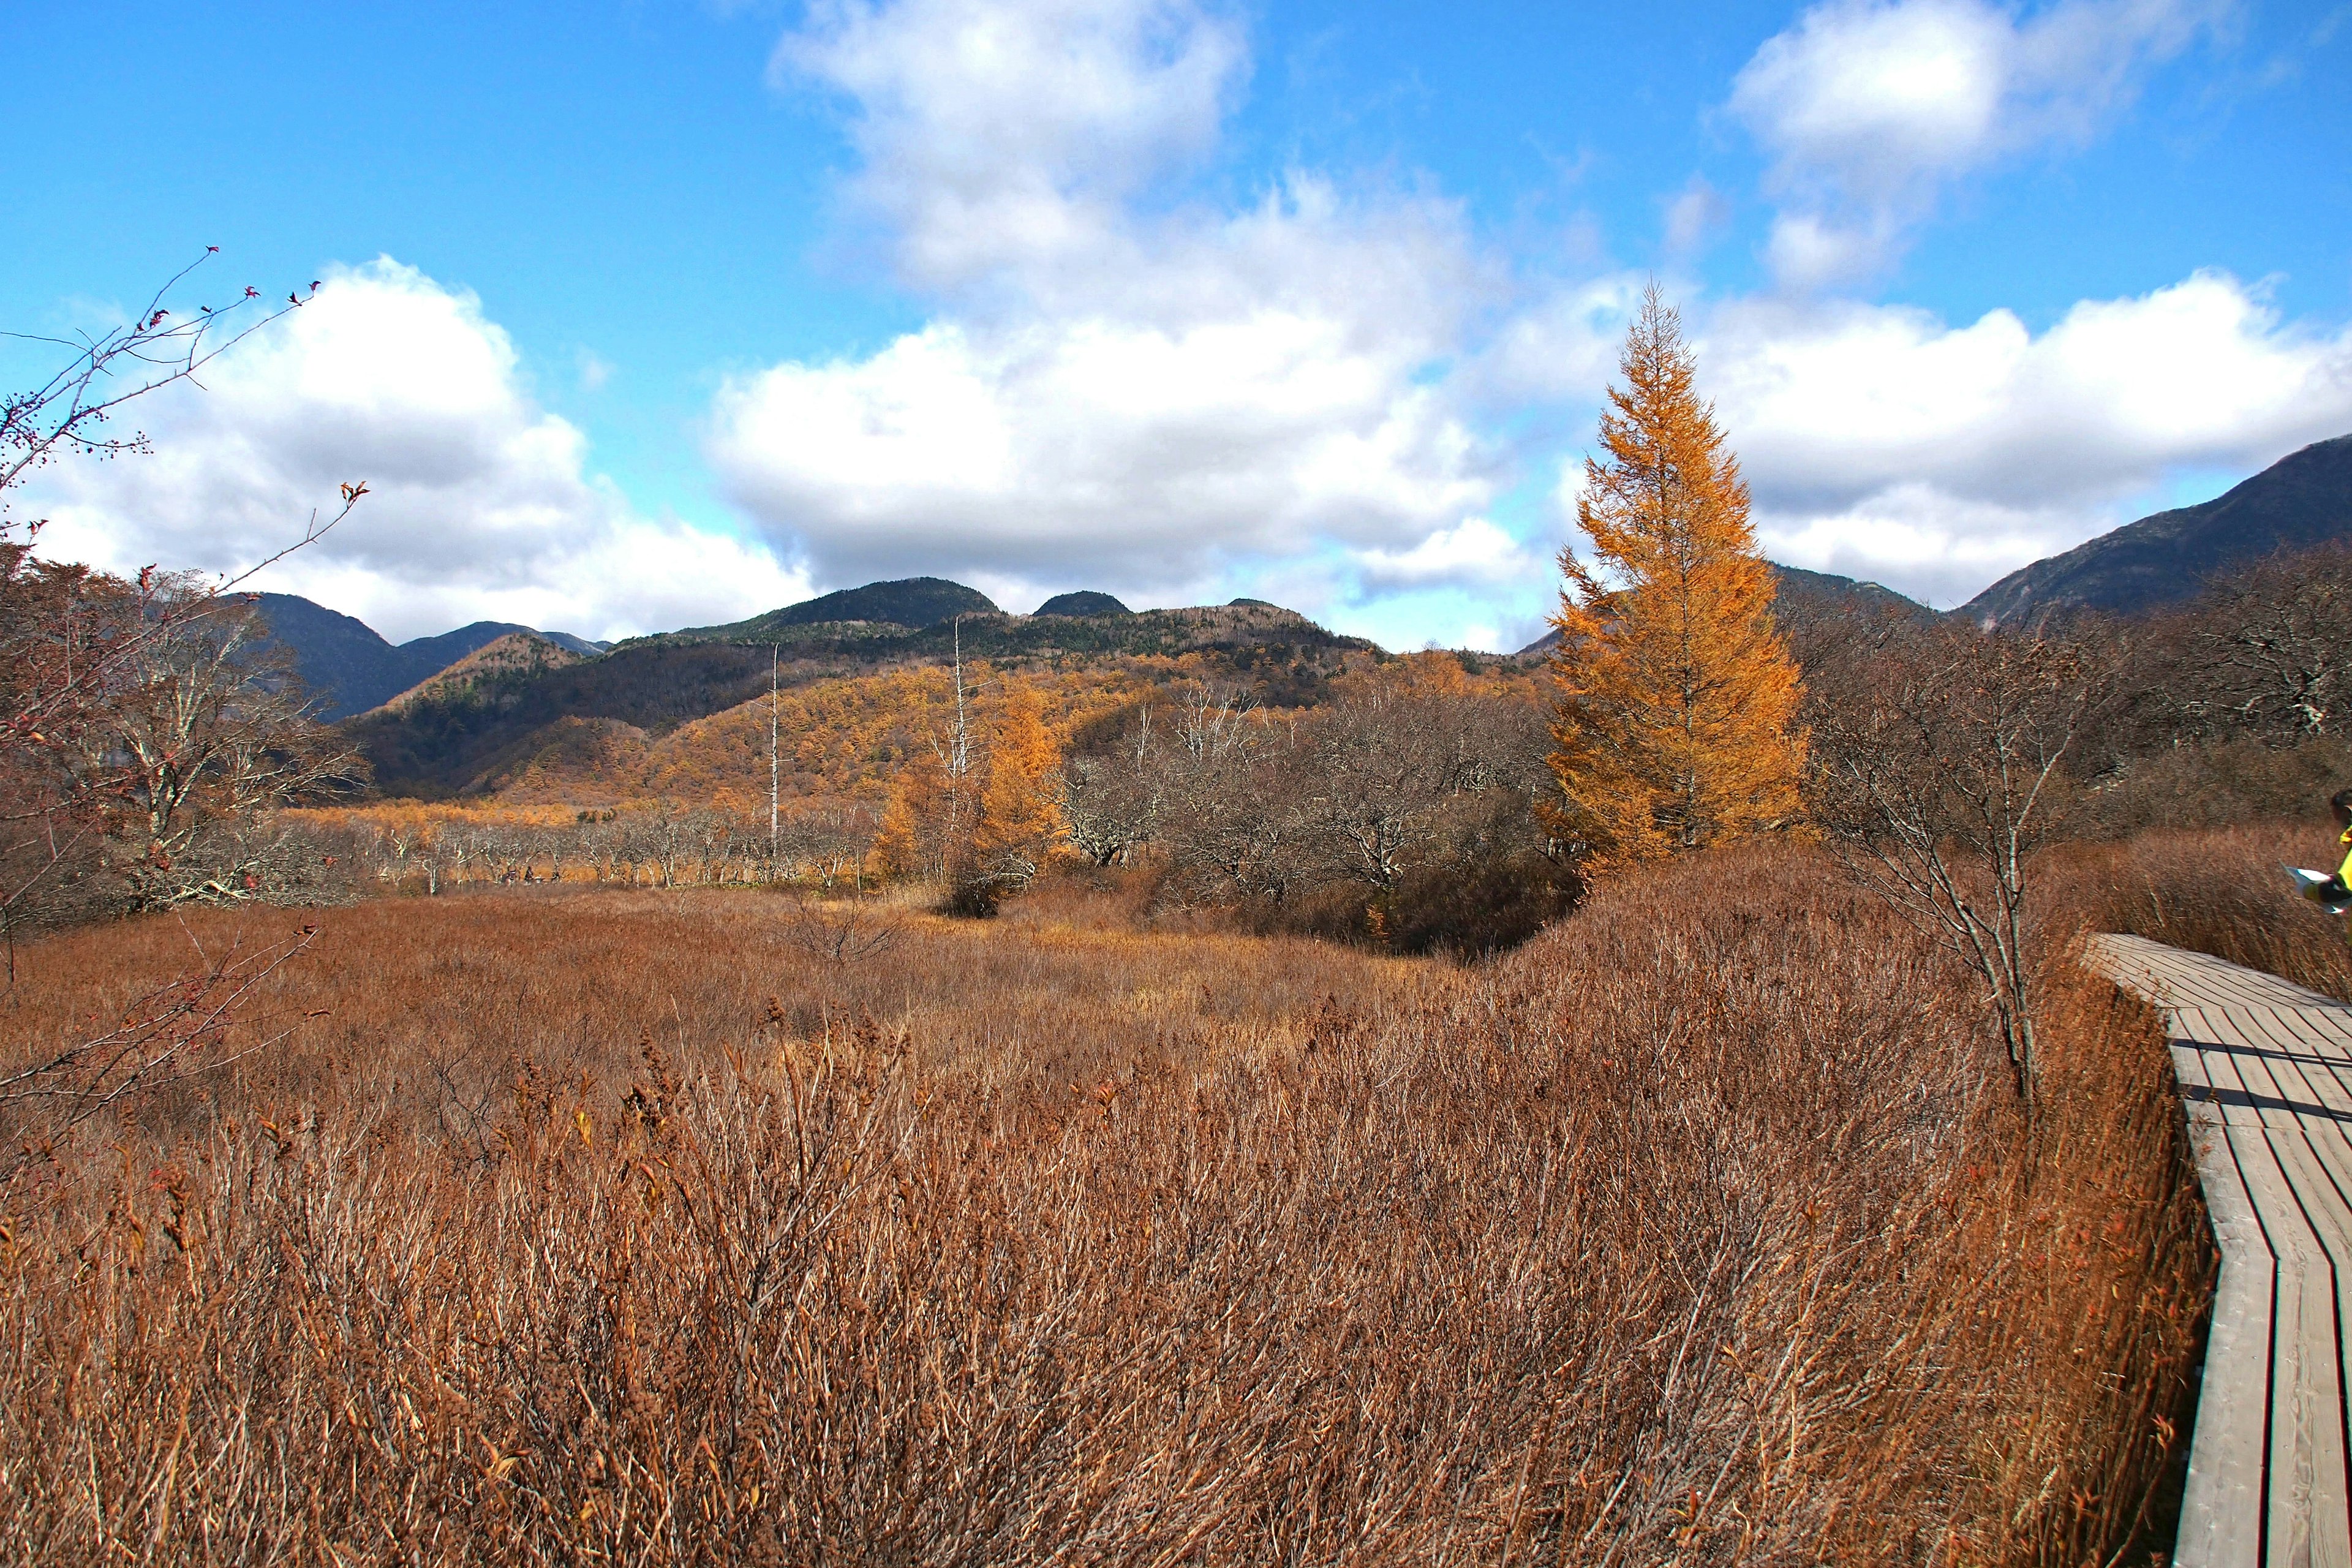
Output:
[
  {"xmin": 870, "ymin": 752, "xmax": 932, "ymax": 880},
  {"xmin": 1547, "ymin": 284, "xmax": 1804, "ymax": 875},
  {"xmin": 973, "ymin": 680, "xmax": 1065, "ymax": 885}
]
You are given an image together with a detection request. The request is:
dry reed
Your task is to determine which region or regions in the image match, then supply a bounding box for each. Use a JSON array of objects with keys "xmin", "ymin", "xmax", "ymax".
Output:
[
  {"xmin": 2045, "ymin": 818, "xmax": 2352, "ymax": 1002},
  {"xmin": 0, "ymin": 849, "xmax": 2207, "ymax": 1563}
]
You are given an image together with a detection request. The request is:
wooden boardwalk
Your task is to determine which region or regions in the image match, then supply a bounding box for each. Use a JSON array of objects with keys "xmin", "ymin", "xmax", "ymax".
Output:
[{"xmin": 2089, "ymin": 933, "xmax": 2352, "ymax": 1567}]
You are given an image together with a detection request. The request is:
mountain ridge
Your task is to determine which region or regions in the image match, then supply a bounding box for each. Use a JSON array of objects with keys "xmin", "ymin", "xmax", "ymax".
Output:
[
  {"xmin": 1961, "ymin": 434, "xmax": 2352, "ymax": 627},
  {"xmin": 252, "ymin": 593, "xmax": 607, "ymax": 719},
  {"xmin": 344, "ymin": 589, "xmax": 1385, "ymax": 799},
  {"xmin": 1510, "ymin": 563, "xmax": 1930, "ymax": 657}
]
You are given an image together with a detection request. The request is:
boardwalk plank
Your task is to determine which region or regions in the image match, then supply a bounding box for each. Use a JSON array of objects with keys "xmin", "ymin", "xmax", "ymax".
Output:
[
  {"xmin": 2234, "ymin": 1129, "xmax": 2348, "ymax": 1567},
  {"xmin": 2084, "ymin": 933, "xmax": 2352, "ymax": 1567},
  {"xmin": 2171, "ymin": 1097, "xmax": 2277, "ymax": 1568},
  {"xmin": 2265, "ymin": 1128, "xmax": 2352, "ymax": 1564}
]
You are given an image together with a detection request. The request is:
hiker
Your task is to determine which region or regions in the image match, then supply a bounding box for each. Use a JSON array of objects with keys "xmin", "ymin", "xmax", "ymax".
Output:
[{"xmin": 2310, "ymin": 788, "xmax": 2352, "ymax": 921}]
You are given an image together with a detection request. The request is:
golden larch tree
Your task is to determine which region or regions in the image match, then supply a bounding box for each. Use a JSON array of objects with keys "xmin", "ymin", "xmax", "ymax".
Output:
[
  {"xmin": 869, "ymin": 747, "xmax": 952, "ymax": 881},
  {"xmin": 1547, "ymin": 284, "xmax": 1804, "ymax": 875},
  {"xmin": 973, "ymin": 679, "xmax": 1064, "ymax": 884}
]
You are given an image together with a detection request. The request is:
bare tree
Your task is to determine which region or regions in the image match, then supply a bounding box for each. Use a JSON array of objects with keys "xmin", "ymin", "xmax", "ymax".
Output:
[
  {"xmin": 55, "ymin": 578, "xmax": 366, "ymax": 911},
  {"xmin": 1060, "ymin": 704, "xmax": 1166, "ymax": 866},
  {"xmin": 779, "ymin": 804, "xmax": 875, "ymax": 889},
  {"xmin": 2190, "ymin": 543, "xmax": 2352, "ymax": 737},
  {"xmin": 1299, "ymin": 686, "xmax": 1507, "ymax": 891},
  {"xmin": 0, "ymin": 254, "xmax": 366, "ymax": 968},
  {"xmin": 1807, "ymin": 619, "xmax": 2101, "ymax": 1107},
  {"xmin": 1155, "ymin": 687, "xmax": 1312, "ymax": 905}
]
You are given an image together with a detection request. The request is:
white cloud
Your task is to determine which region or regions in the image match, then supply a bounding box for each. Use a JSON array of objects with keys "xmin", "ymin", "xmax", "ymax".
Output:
[
  {"xmin": 779, "ymin": 0, "xmax": 1246, "ymax": 295},
  {"xmin": 717, "ymin": 0, "xmax": 1514, "ymax": 616},
  {"xmin": 1697, "ymin": 269, "xmax": 2352, "ymax": 603},
  {"xmin": 1351, "ymin": 518, "xmax": 1539, "ymax": 590},
  {"xmin": 29, "ymin": 259, "xmax": 807, "ymax": 642},
  {"xmin": 1729, "ymin": 0, "xmax": 2228, "ymax": 284},
  {"xmin": 710, "ymin": 296, "xmax": 1492, "ymax": 600},
  {"xmin": 1472, "ymin": 276, "xmax": 1640, "ymax": 406}
]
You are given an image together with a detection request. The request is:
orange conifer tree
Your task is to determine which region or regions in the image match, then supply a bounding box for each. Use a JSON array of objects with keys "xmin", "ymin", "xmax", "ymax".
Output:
[
  {"xmin": 973, "ymin": 679, "xmax": 1064, "ymax": 886},
  {"xmin": 1547, "ymin": 284, "xmax": 1804, "ymax": 875},
  {"xmin": 869, "ymin": 748, "xmax": 951, "ymax": 881}
]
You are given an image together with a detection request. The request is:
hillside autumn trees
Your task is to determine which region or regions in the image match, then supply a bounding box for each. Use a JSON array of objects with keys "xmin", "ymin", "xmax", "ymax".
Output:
[
  {"xmin": 1546, "ymin": 285, "xmax": 1804, "ymax": 875},
  {"xmin": 870, "ymin": 660, "xmax": 1071, "ymax": 907},
  {"xmin": 971, "ymin": 680, "xmax": 1063, "ymax": 892}
]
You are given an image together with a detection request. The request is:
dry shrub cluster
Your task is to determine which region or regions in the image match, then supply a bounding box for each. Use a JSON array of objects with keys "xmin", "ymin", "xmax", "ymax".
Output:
[
  {"xmin": 1, "ymin": 851, "xmax": 2205, "ymax": 1564},
  {"xmin": 2045, "ymin": 816, "xmax": 2352, "ymax": 1001}
]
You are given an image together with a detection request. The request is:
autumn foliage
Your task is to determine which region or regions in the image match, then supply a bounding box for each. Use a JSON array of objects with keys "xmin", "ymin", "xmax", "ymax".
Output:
[
  {"xmin": 973, "ymin": 679, "xmax": 1065, "ymax": 884},
  {"xmin": 1547, "ymin": 285, "xmax": 1804, "ymax": 875}
]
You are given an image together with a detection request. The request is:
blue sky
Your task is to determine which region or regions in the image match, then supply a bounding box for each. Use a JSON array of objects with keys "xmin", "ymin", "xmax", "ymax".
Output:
[{"xmin": 5, "ymin": 0, "xmax": 2348, "ymax": 648}]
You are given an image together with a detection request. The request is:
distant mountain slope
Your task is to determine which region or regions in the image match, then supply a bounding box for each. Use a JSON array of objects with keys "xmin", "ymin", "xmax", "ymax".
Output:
[
  {"xmin": 250, "ymin": 594, "xmax": 607, "ymax": 718},
  {"xmin": 669, "ymin": 577, "xmax": 1001, "ymax": 644},
  {"xmin": 250, "ymin": 594, "xmax": 418, "ymax": 720},
  {"xmin": 1509, "ymin": 564, "xmax": 1929, "ymax": 657},
  {"xmin": 397, "ymin": 620, "xmax": 606, "ymax": 672},
  {"xmin": 1770, "ymin": 565, "xmax": 1936, "ymax": 622},
  {"xmin": 350, "ymin": 590, "xmax": 1382, "ymax": 798},
  {"xmin": 372, "ymin": 633, "xmax": 586, "ymax": 717},
  {"xmin": 1961, "ymin": 434, "xmax": 2352, "ymax": 627},
  {"xmin": 1035, "ymin": 590, "xmax": 1132, "ymax": 616}
]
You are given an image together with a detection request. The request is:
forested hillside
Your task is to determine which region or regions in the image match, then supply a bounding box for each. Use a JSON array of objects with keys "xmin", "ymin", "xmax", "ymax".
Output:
[
  {"xmin": 252, "ymin": 593, "xmax": 607, "ymax": 718},
  {"xmin": 349, "ymin": 595, "xmax": 1384, "ymax": 797}
]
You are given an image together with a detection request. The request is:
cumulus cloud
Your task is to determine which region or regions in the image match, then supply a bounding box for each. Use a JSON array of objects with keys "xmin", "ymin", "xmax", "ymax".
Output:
[
  {"xmin": 779, "ymin": 0, "xmax": 1246, "ymax": 297},
  {"xmin": 709, "ymin": 208, "xmax": 1496, "ymax": 600},
  {"xmin": 1697, "ymin": 270, "xmax": 2352, "ymax": 603},
  {"xmin": 1730, "ymin": 0, "xmax": 2228, "ymax": 285},
  {"xmin": 1350, "ymin": 518, "xmax": 1540, "ymax": 590},
  {"xmin": 717, "ymin": 0, "xmax": 1523, "ymax": 619},
  {"xmin": 28, "ymin": 260, "xmax": 808, "ymax": 642}
]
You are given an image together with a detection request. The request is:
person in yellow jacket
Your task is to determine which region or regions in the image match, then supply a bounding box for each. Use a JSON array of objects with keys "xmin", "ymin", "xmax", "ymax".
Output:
[{"xmin": 2309, "ymin": 790, "xmax": 2352, "ymax": 921}]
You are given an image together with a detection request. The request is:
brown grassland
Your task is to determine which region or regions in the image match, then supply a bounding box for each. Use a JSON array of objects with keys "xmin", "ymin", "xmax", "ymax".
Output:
[
  {"xmin": 2, "ymin": 843, "xmax": 2211, "ymax": 1564},
  {"xmin": 2049, "ymin": 818, "xmax": 2352, "ymax": 1003}
]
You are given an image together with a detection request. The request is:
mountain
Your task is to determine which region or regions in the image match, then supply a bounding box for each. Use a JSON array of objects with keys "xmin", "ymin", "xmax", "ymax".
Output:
[
  {"xmin": 349, "ymin": 582, "xmax": 1382, "ymax": 798},
  {"xmin": 375, "ymin": 632, "xmax": 587, "ymax": 716},
  {"xmin": 250, "ymin": 594, "xmax": 609, "ymax": 719},
  {"xmin": 249, "ymin": 594, "xmax": 421, "ymax": 720},
  {"xmin": 666, "ymin": 578, "xmax": 1001, "ymax": 644},
  {"xmin": 1508, "ymin": 564, "xmax": 1929, "ymax": 657},
  {"xmin": 1035, "ymin": 590, "xmax": 1132, "ymax": 617},
  {"xmin": 1961, "ymin": 434, "xmax": 2352, "ymax": 627},
  {"xmin": 1769, "ymin": 565, "xmax": 1935, "ymax": 622}
]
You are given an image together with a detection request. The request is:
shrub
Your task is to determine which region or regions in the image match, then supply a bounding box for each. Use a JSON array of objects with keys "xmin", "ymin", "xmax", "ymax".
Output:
[{"xmin": 0, "ymin": 852, "xmax": 2205, "ymax": 1563}]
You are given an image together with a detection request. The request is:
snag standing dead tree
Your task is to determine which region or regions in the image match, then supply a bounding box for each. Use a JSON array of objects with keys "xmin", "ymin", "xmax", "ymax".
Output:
[
  {"xmin": 1546, "ymin": 284, "xmax": 1804, "ymax": 876},
  {"xmin": 1808, "ymin": 620, "xmax": 2100, "ymax": 1107}
]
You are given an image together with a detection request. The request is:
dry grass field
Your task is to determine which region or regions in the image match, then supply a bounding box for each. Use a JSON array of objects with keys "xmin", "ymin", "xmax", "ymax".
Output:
[
  {"xmin": 2049, "ymin": 818, "xmax": 2352, "ymax": 1003},
  {"xmin": 1, "ymin": 847, "xmax": 2209, "ymax": 1564}
]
